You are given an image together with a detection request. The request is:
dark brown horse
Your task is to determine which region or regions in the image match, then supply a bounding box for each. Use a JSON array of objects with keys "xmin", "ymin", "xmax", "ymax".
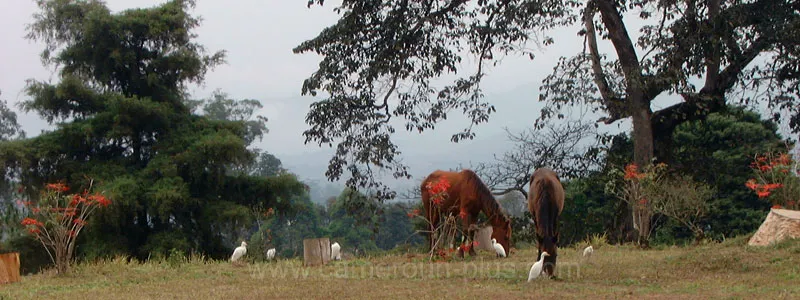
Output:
[
  {"xmin": 528, "ymin": 167, "xmax": 565, "ymax": 277},
  {"xmin": 421, "ymin": 169, "xmax": 512, "ymax": 257}
]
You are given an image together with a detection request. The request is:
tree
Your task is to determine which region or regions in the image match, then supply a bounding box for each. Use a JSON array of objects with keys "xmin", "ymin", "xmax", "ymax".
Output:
[
  {"xmin": 667, "ymin": 107, "xmax": 790, "ymax": 240},
  {"xmin": 189, "ymin": 89, "xmax": 269, "ymax": 147},
  {"xmin": 0, "ymin": 0, "xmax": 306, "ymax": 260},
  {"xmin": 326, "ymin": 188, "xmax": 381, "ymax": 254},
  {"xmin": 471, "ymin": 118, "xmax": 601, "ymax": 198},
  {"xmin": 0, "ymin": 91, "xmax": 25, "ymax": 142},
  {"xmin": 189, "ymin": 90, "xmax": 287, "ymax": 177},
  {"xmin": 0, "ymin": 91, "xmax": 26, "ymax": 245},
  {"xmin": 295, "ymin": 0, "xmax": 800, "ymax": 228},
  {"xmin": 648, "ymin": 174, "xmax": 715, "ymax": 243},
  {"xmin": 254, "ymin": 192, "xmax": 325, "ymax": 258}
]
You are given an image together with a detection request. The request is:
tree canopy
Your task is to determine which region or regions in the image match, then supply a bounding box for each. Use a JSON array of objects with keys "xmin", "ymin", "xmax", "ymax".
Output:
[
  {"xmin": 296, "ymin": 0, "xmax": 800, "ymax": 203},
  {"xmin": 0, "ymin": 0, "xmax": 306, "ymax": 259}
]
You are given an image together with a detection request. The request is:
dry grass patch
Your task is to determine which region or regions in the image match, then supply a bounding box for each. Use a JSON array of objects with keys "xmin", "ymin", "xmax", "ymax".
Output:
[{"xmin": 2, "ymin": 238, "xmax": 800, "ymax": 299}]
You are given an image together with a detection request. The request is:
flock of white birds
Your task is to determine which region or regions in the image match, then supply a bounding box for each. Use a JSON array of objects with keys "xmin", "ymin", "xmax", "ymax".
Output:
[
  {"xmin": 229, "ymin": 241, "xmax": 342, "ymax": 263},
  {"xmin": 229, "ymin": 239, "xmax": 594, "ymax": 282}
]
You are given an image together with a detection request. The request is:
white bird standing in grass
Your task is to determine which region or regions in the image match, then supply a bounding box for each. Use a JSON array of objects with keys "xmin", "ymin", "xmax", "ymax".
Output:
[
  {"xmin": 528, "ymin": 251, "xmax": 550, "ymax": 282},
  {"xmin": 583, "ymin": 245, "xmax": 594, "ymax": 259},
  {"xmin": 331, "ymin": 242, "xmax": 341, "ymax": 260},
  {"xmin": 492, "ymin": 238, "xmax": 506, "ymax": 257},
  {"xmin": 266, "ymin": 248, "xmax": 276, "ymax": 260},
  {"xmin": 230, "ymin": 241, "xmax": 247, "ymax": 263}
]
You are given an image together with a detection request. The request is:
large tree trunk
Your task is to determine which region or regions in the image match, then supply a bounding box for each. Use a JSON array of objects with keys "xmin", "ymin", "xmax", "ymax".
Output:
[
  {"xmin": 631, "ymin": 100, "xmax": 654, "ymax": 248},
  {"xmin": 596, "ymin": 0, "xmax": 655, "ymax": 246}
]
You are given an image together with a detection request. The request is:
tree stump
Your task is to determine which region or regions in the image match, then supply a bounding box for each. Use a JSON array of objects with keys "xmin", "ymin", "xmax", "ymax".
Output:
[
  {"xmin": 303, "ymin": 238, "xmax": 331, "ymax": 267},
  {"xmin": 748, "ymin": 208, "xmax": 800, "ymax": 246},
  {"xmin": 0, "ymin": 252, "xmax": 21, "ymax": 284},
  {"xmin": 474, "ymin": 225, "xmax": 495, "ymax": 252}
]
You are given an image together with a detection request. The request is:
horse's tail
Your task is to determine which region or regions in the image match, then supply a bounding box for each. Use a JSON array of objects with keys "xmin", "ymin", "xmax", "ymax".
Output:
[{"xmin": 533, "ymin": 179, "xmax": 556, "ymax": 239}]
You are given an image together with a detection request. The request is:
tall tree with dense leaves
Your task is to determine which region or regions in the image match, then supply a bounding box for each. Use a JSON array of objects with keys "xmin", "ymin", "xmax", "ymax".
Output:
[
  {"xmin": 0, "ymin": 90, "xmax": 26, "ymax": 245},
  {"xmin": 295, "ymin": 0, "xmax": 800, "ymax": 241},
  {"xmin": 189, "ymin": 89, "xmax": 287, "ymax": 177},
  {"xmin": 0, "ymin": 0, "xmax": 306, "ymax": 260}
]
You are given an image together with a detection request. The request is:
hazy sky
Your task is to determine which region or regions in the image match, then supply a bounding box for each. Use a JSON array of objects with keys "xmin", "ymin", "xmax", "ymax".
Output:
[{"xmin": 1, "ymin": 0, "xmax": 658, "ymax": 192}]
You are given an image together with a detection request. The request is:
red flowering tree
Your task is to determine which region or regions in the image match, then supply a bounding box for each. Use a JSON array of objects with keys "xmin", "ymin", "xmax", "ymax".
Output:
[
  {"xmin": 746, "ymin": 153, "xmax": 800, "ymax": 210},
  {"xmin": 606, "ymin": 163, "xmax": 666, "ymax": 247},
  {"xmin": 407, "ymin": 178, "xmax": 469, "ymax": 260},
  {"xmin": 18, "ymin": 181, "xmax": 111, "ymax": 274}
]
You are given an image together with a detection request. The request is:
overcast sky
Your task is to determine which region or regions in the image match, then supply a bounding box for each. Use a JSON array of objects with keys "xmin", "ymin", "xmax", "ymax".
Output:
[{"xmin": 0, "ymin": 0, "xmax": 689, "ymax": 193}]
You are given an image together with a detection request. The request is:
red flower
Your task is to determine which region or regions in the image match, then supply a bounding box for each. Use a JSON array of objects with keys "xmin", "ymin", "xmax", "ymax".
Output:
[
  {"xmin": 745, "ymin": 179, "xmax": 759, "ymax": 191},
  {"xmin": 70, "ymin": 194, "xmax": 86, "ymax": 206},
  {"xmin": 426, "ymin": 179, "xmax": 451, "ymax": 195},
  {"xmin": 21, "ymin": 217, "xmax": 40, "ymax": 226},
  {"xmin": 88, "ymin": 193, "xmax": 111, "ymax": 207},
  {"xmin": 407, "ymin": 209, "xmax": 421, "ymax": 218},
  {"xmin": 459, "ymin": 210, "xmax": 468, "ymax": 220},
  {"xmin": 772, "ymin": 204, "xmax": 783, "ymax": 209},
  {"xmin": 624, "ymin": 163, "xmax": 645, "ymax": 180},
  {"xmin": 45, "ymin": 183, "xmax": 69, "ymax": 192},
  {"xmin": 73, "ymin": 218, "xmax": 87, "ymax": 226}
]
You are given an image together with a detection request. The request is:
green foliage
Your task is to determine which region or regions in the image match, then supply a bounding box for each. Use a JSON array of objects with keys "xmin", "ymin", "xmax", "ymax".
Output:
[
  {"xmin": 295, "ymin": 0, "xmax": 574, "ymax": 201},
  {"xmin": 296, "ymin": 0, "xmax": 800, "ymax": 204},
  {"xmin": 326, "ymin": 188, "xmax": 380, "ymax": 254},
  {"xmin": 259, "ymin": 194, "xmax": 327, "ymax": 258},
  {"xmin": 0, "ymin": 0, "xmax": 307, "ymax": 262},
  {"xmin": 646, "ymin": 169, "xmax": 716, "ymax": 242},
  {"xmin": 1, "ymin": 235, "xmax": 51, "ymax": 275},
  {"xmin": 668, "ymin": 107, "xmax": 788, "ymax": 241},
  {"xmin": 559, "ymin": 177, "xmax": 622, "ymax": 246},
  {"xmin": 375, "ymin": 202, "xmax": 424, "ymax": 250},
  {"xmin": 0, "ymin": 91, "xmax": 25, "ymax": 141},
  {"xmin": 0, "ymin": 91, "xmax": 26, "ymax": 245}
]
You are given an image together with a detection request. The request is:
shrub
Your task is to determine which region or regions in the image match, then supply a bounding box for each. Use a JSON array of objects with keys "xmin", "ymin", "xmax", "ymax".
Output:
[
  {"xmin": 17, "ymin": 181, "xmax": 111, "ymax": 274},
  {"xmin": 746, "ymin": 152, "xmax": 800, "ymax": 210}
]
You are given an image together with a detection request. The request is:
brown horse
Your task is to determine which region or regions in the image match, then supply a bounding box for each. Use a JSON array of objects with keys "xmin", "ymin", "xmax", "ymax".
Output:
[
  {"xmin": 421, "ymin": 169, "xmax": 512, "ymax": 257},
  {"xmin": 528, "ymin": 167, "xmax": 565, "ymax": 277}
]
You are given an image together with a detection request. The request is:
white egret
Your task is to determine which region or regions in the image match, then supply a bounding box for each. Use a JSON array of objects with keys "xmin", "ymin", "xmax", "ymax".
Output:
[
  {"xmin": 527, "ymin": 252, "xmax": 550, "ymax": 282},
  {"xmin": 331, "ymin": 242, "xmax": 341, "ymax": 260},
  {"xmin": 266, "ymin": 248, "xmax": 276, "ymax": 260},
  {"xmin": 492, "ymin": 238, "xmax": 506, "ymax": 257},
  {"xmin": 583, "ymin": 245, "xmax": 594, "ymax": 259},
  {"xmin": 230, "ymin": 241, "xmax": 247, "ymax": 263}
]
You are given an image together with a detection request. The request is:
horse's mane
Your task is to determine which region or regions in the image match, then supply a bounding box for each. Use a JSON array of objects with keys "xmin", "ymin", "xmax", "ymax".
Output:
[{"xmin": 461, "ymin": 169, "xmax": 508, "ymax": 222}]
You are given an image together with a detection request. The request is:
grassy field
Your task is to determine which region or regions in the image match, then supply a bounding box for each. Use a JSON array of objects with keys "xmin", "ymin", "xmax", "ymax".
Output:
[{"xmin": 2, "ymin": 236, "xmax": 799, "ymax": 299}]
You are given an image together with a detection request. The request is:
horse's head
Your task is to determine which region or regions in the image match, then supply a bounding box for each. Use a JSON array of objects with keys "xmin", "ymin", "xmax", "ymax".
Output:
[
  {"xmin": 537, "ymin": 231, "xmax": 559, "ymax": 276},
  {"xmin": 490, "ymin": 215, "xmax": 512, "ymax": 257}
]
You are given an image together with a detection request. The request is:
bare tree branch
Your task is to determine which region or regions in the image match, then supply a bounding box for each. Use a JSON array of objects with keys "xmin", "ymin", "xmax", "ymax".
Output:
[{"xmin": 471, "ymin": 118, "xmax": 601, "ymax": 197}]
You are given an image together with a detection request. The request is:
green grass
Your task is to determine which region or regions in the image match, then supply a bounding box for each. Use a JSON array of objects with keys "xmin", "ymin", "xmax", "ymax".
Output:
[{"xmin": 2, "ymin": 238, "xmax": 800, "ymax": 299}]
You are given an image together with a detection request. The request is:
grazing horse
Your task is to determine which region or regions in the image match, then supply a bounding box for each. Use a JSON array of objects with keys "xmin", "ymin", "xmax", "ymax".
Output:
[
  {"xmin": 421, "ymin": 169, "xmax": 512, "ymax": 257},
  {"xmin": 528, "ymin": 168, "xmax": 565, "ymax": 277}
]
